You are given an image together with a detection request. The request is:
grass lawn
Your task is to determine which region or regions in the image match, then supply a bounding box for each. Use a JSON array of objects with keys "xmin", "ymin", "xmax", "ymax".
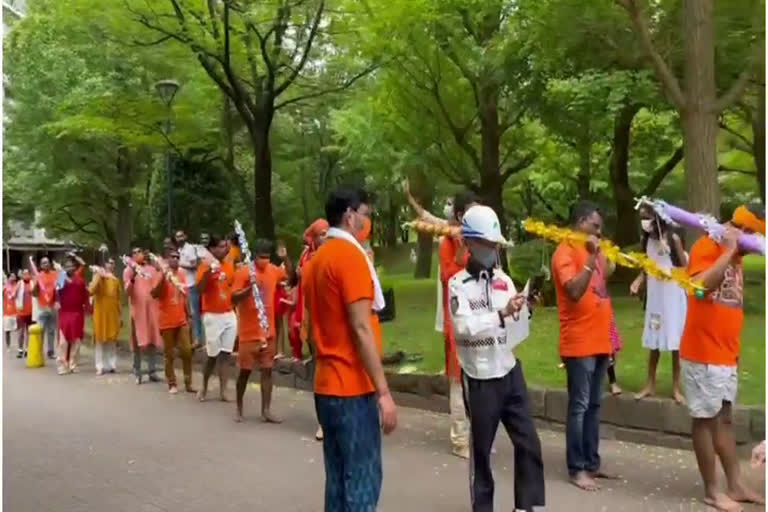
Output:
[{"xmin": 379, "ymin": 251, "xmax": 766, "ymax": 406}]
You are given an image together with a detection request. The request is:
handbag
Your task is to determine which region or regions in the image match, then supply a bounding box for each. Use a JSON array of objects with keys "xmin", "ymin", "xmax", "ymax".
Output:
[{"xmin": 377, "ymin": 288, "xmax": 396, "ymax": 323}]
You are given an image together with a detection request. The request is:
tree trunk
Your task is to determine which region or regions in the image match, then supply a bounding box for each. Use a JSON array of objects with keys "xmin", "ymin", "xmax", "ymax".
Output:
[
  {"xmin": 753, "ymin": 87, "xmax": 765, "ymax": 203},
  {"xmin": 414, "ymin": 233, "xmax": 433, "ymax": 279},
  {"xmin": 609, "ymin": 103, "xmax": 642, "ymax": 246},
  {"xmin": 115, "ymin": 148, "xmax": 134, "ymax": 276},
  {"xmin": 251, "ymin": 114, "xmax": 277, "ymax": 241},
  {"xmin": 408, "ymin": 170, "xmax": 435, "ymax": 278},
  {"xmin": 385, "ymin": 194, "xmax": 399, "ymax": 248},
  {"xmin": 681, "ymin": 0, "xmax": 720, "ymax": 215}
]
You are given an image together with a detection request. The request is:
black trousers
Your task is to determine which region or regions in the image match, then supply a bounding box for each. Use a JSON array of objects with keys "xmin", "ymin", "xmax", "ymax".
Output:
[{"xmin": 462, "ymin": 361, "xmax": 545, "ymax": 512}]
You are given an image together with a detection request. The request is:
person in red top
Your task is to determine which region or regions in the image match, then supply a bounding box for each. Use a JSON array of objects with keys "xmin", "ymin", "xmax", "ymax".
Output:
[
  {"xmin": 15, "ymin": 270, "xmax": 34, "ymax": 358},
  {"xmin": 232, "ymin": 239, "xmax": 289, "ymax": 423},
  {"xmin": 3, "ymin": 272, "xmax": 19, "ymax": 352},
  {"xmin": 31, "ymin": 256, "xmax": 59, "ymax": 359},
  {"xmin": 196, "ymin": 235, "xmax": 237, "ymax": 402},
  {"xmin": 151, "ymin": 248, "xmax": 195, "ymax": 395},
  {"xmin": 552, "ymin": 201, "xmax": 615, "ymax": 492},
  {"xmin": 679, "ymin": 204, "xmax": 765, "ymax": 511},
  {"xmin": 56, "ymin": 257, "xmax": 89, "ymax": 375},
  {"xmin": 438, "ymin": 191, "xmax": 477, "ymax": 459}
]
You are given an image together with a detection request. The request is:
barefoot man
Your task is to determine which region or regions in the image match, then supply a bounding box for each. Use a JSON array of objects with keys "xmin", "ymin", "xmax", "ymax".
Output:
[
  {"xmin": 196, "ymin": 235, "xmax": 237, "ymax": 402},
  {"xmin": 679, "ymin": 204, "xmax": 765, "ymax": 511},
  {"xmin": 232, "ymin": 239, "xmax": 287, "ymax": 423},
  {"xmin": 552, "ymin": 201, "xmax": 618, "ymax": 492}
]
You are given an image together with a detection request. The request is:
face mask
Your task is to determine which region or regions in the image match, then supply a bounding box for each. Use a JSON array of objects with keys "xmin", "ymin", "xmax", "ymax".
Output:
[
  {"xmin": 471, "ymin": 245, "xmax": 497, "ymax": 268},
  {"xmin": 640, "ymin": 219, "xmax": 654, "ymax": 233},
  {"xmin": 443, "ymin": 203, "xmax": 454, "ymax": 219},
  {"xmin": 355, "ymin": 217, "xmax": 371, "ymax": 243},
  {"xmin": 255, "ymin": 258, "xmax": 269, "ymax": 270}
]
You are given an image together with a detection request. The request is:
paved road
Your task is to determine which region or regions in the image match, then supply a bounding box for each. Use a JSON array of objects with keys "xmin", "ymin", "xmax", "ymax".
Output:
[{"xmin": 3, "ymin": 352, "xmax": 764, "ymax": 512}]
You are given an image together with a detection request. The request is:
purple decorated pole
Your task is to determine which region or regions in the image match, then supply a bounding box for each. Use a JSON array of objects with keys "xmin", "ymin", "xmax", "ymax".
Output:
[{"xmin": 637, "ymin": 197, "xmax": 765, "ymax": 255}]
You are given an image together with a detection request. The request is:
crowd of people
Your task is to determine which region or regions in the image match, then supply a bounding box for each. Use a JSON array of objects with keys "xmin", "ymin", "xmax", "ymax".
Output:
[{"xmin": 3, "ymin": 184, "xmax": 766, "ymax": 512}]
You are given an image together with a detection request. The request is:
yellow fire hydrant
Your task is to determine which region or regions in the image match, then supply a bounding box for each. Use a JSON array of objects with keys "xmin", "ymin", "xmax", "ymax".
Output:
[{"xmin": 26, "ymin": 323, "xmax": 44, "ymax": 368}]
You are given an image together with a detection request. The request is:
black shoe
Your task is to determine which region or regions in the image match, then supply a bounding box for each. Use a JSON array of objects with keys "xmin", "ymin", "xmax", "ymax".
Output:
[
  {"xmin": 135, "ymin": 375, "xmax": 142, "ymax": 385},
  {"xmin": 16, "ymin": 352, "xmax": 23, "ymax": 359},
  {"xmin": 108, "ymin": 368, "xmax": 116, "ymax": 374},
  {"xmin": 148, "ymin": 373, "xmax": 161, "ymax": 383},
  {"xmin": 47, "ymin": 350, "xmax": 55, "ymax": 359}
]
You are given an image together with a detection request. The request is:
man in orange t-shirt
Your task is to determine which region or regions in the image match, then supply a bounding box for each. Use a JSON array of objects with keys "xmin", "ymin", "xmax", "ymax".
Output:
[
  {"xmin": 678, "ymin": 204, "xmax": 765, "ymax": 510},
  {"xmin": 552, "ymin": 201, "xmax": 614, "ymax": 492},
  {"xmin": 151, "ymin": 248, "xmax": 195, "ymax": 394},
  {"xmin": 31, "ymin": 257, "xmax": 59, "ymax": 359},
  {"xmin": 15, "ymin": 270, "xmax": 34, "ymax": 358},
  {"xmin": 232, "ymin": 238, "xmax": 288, "ymax": 423},
  {"xmin": 305, "ymin": 185, "xmax": 397, "ymax": 511},
  {"xmin": 3, "ymin": 272, "xmax": 19, "ymax": 351},
  {"xmin": 438, "ymin": 191, "xmax": 477, "ymax": 459},
  {"xmin": 196, "ymin": 235, "xmax": 237, "ymax": 402}
]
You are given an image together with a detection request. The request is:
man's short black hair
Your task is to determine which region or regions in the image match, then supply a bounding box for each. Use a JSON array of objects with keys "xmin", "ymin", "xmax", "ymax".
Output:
[
  {"xmin": 569, "ymin": 200, "xmax": 601, "ymax": 227},
  {"xmin": 164, "ymin": 247, "xmax": 180, "ymax": 258},
  {"xmin": 325, "ymin": 185, "xmax": 370, "ymax": 227},
  {"xmin": 453, "ymin": 191, "xmax": 479, "ymax": 217},
  {"xmin": 206, "ymin": 234, "xmax": 223, "ymax": 249},
  {"xmin": 229, "ymin": 232, "xmax": 240, "ymax": 245},
  {"xmin": 253, "ymin": 238, "xmax": 273, "ymax": 256}
]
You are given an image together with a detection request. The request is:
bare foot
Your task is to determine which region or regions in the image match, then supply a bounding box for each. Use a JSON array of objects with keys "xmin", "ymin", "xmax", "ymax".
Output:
[
  {"xmin": 610, "ymin": 383, "xmax": 622, "ymax": 396},
  {"xmin": 590, "ymin": 468, "xmax": 621, "ymax": 480},
  {"xmin": 634, "ymin": 386, "xmax": 655, "ymax": 400},
  {"xmin": 703, "ymin": 493, "xmax": 743, "ymax": 511},
  {"xmin": 570, "ymin": 471, "xmax": 600, "ymax": 491},
  {"xmin": 673, "ymin": 389, "xmax": 686, "ymax": 405},
  {"xmin": 234, "ymin": 414, "xmax": 244, "ymax": 423},
  {"xmin": 262, "ymin": 411, "xmax": 283, "ymax": 424},
  {"xmin": 219, "ymin": 393, "xmax": 230, "ymax": 403},
  {"xmin": 728, "ymin": 483, "xmax": 765, "ymax": 505},
  {"xmin": 168, "ymin": 386, "xmax": 178, "ymax": 395},
  {"xmin": 185, "ymin": 386, "xmax": 197, "ymax": 394},
  {"xmin": 197, "ymin": 390, "xmax": 207, "ymax": 402},
  {"xmin": 315, "ymin": 425, "xmax": 324, "ymax": 441}
]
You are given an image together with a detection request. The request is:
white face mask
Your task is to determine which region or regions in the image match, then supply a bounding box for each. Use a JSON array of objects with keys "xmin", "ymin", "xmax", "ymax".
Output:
[
  {"xmin": 443, "ymin": 202, "xmax": 454, "ymax": 220},
  {"xmin": 640, "ymin": 219, "xmax": 654, "ymax": 233}
]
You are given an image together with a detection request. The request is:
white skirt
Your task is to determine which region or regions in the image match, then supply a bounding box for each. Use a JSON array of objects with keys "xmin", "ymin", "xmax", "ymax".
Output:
[
  {"xmin": 202, "ymin": 311, "xmax": 237, "ymax": 357},
  {"xmin": 3, "ymin": 316, "xmax": 18, "ymax": 332},
  {"xmin": 642, "ymin": 275, "xmax": 687, "ymax": 352}
]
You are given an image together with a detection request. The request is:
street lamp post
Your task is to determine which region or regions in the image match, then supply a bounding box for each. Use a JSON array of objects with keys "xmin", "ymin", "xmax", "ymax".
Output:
[{"xmin": 154, "ymin": 79, "xmax": 180, "ymax": 237}]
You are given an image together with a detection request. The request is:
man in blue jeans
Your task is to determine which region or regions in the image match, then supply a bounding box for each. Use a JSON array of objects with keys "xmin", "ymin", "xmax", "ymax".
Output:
[
  {"xmin": 176, "ymin": 230, "xmax": 205, "ymax": 349},
  {"xmin": 552, "ymin": 201, "xmax": 618, "ymax": 492}
]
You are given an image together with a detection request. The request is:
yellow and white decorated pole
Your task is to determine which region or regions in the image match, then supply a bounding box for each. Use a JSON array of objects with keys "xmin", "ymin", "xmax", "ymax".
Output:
[{"xmin": 521, "ymin": 218, "xmax": 707, "ymax": 296}]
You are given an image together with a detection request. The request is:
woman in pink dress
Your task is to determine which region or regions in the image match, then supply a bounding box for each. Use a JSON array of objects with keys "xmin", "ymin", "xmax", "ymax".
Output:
[
  {"xmin": 123, "ymin": 248, "xmax": 163, "ymax": 384},
  {"xmin": 56, "ymin": 258, "xmax": 89, "ymax": 375}
]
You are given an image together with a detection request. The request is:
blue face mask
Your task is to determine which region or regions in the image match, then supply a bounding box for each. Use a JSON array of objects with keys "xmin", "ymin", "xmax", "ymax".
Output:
[{"xmin": 471, "ymin": 245, "xmax": 497, "ymax": 268}]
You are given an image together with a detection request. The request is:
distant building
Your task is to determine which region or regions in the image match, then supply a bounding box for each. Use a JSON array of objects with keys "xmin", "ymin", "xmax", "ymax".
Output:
[{"xmin": 3, "ymin": 210, "xmax": 77, "ymax": 274}]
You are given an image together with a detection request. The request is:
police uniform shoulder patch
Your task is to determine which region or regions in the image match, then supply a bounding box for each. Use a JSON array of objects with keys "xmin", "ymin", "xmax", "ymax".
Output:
[{"xmin": 450, "ymin": 296, "xmax": 459, "ymax": 314}]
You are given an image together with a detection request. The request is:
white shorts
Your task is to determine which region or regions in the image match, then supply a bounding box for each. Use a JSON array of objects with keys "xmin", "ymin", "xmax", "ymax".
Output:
[
  {"xmin": 681, "ymin": 359, "xmax": 738, "ymax": 419},
  {"xmin": 3, "ymin": 316, "xmax": 18, "ymax": 332},
  {"xmin": 202, "ymin": 311, "xmax": 237, "ymax": 357}
]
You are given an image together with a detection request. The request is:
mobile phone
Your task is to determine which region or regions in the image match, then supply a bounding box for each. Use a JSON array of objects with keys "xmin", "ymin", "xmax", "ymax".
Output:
[{"xmin": 528, "ymin": 274, "xmax": 545, "ymax": 298}]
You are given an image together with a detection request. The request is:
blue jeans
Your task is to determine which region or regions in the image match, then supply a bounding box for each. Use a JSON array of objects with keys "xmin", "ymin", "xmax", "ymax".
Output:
[
  {"xmin": 564, "ymin": 355, "xmax": 609, "ymax": 476},
  {"xmin": 37, "ymin": 308, "xmax": 57, "ymax": 353},
  {"xmin": 315, "ymin": 393, "xmax": 382, "ymax": 512},
  {"xmin": 186, "ymin": 286, "xmax": 202, "ymax": 343}
]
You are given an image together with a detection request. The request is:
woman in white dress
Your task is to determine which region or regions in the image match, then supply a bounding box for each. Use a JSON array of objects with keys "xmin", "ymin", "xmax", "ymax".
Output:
[{"xmin": 630, "ymin": 205, "xmax": 688, "ymax": 404}]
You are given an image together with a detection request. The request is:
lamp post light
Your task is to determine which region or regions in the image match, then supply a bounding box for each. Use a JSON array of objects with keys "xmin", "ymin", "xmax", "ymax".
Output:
[{"xmin": 154, "ymin": 79, "xmax": 180, "ymax": 237}]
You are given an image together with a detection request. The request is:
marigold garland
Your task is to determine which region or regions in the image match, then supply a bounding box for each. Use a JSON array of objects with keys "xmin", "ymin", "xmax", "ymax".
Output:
[{"xmin": 522, "ymin": 219, "xmax": 706, "ymax": 296}]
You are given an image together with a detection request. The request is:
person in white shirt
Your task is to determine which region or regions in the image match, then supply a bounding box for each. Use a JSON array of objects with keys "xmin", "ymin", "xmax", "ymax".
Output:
[
  {"xmin": 176, "ymin": 230, "xmax": 208, "ymax": 349},
  {"xmin": 449, "ymin": 205, "xmax": 545, "ymax": 512}
]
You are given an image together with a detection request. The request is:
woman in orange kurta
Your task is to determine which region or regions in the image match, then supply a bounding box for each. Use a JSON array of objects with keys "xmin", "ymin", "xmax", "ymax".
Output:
[{"xmin": 89, "ymin": 258, "xmax": 122, "ymax": 375}]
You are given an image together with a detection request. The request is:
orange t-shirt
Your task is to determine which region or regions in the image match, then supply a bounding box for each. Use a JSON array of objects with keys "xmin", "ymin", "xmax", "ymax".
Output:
[
  {"xmin": 36, "ymin": 270, "xmax": 58, "ymax": 307},
  {"xmin": 155, "ymin": 269, "xmax": 188, "ymax": 330},
  {"xmin": 3, "ymin": 285, "xmax": 17, "ymax": 317},
  {"xmin": 552, "ymin": 242, "xmax": 612, "ymax": 358},
  {"xmin": 196, "ymin": 260, "xmax": 235, "ymax": 314},
  {"xmin": 680, "ymin": 236, "xmax": 744, "ymax": 366},
  {"xmin": 439, "ymin": 236, "xmax": 468, "ymax": 284},
  {"xmin": 232, "ymin": 265, "xmax": 268, "ymax": 343},
  {"xmin": 305, "ymin": 238, "xmax": 382, "ymax": 397},
  {"xmin": 18, "ymin": 281, "xmax": 33, "ymax": 316}
]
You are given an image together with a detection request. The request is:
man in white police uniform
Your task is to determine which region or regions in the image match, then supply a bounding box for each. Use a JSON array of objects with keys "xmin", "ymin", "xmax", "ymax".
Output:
[{"xmin": 449, "ymin": 205, "xmax": 545, "ymax": 512}]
